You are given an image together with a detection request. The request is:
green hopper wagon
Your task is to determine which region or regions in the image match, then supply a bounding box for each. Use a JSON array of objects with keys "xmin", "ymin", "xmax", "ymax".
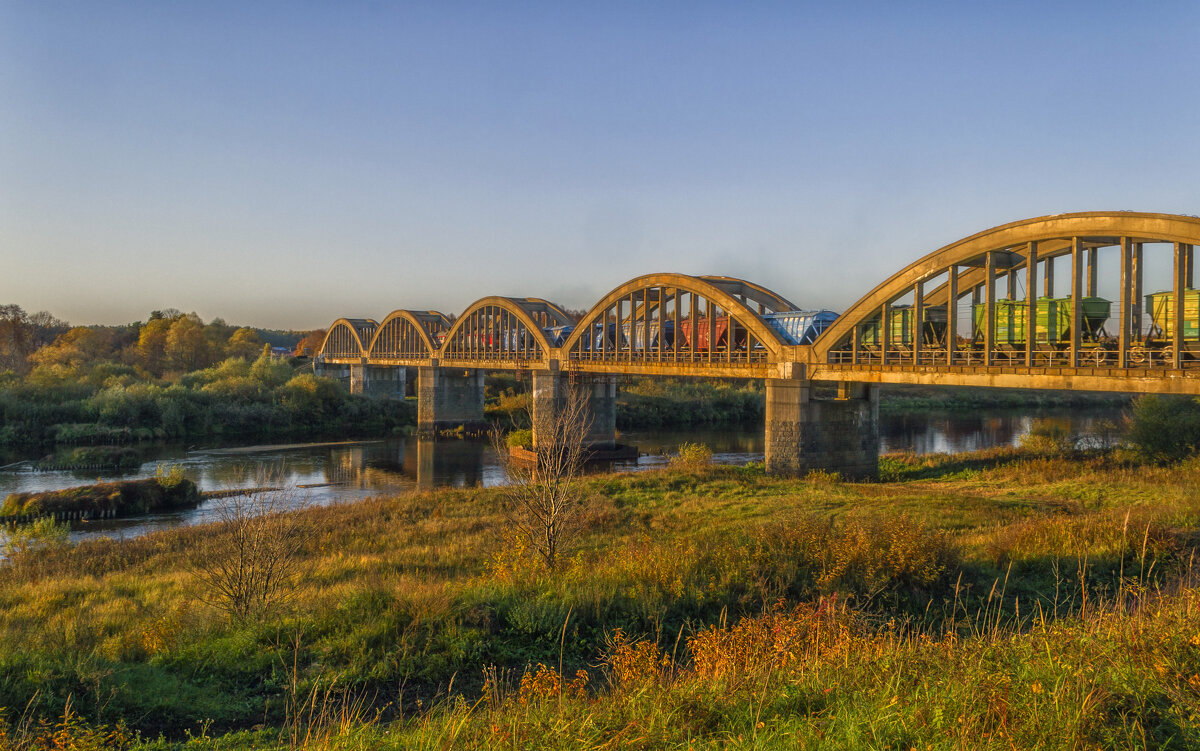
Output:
[
  {"xmin": 859, "ymin": 305, "xmax": 948, "ymax": 349},
  {"xmin": 972, "ymin": 296, "xmax": 1111, "ymax": 346}
]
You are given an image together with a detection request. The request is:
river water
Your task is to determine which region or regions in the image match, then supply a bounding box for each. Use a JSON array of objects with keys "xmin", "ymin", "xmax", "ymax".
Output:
[{"xmin": 0, "ymin": 407, "xmax": 1126, "ymax": 544}]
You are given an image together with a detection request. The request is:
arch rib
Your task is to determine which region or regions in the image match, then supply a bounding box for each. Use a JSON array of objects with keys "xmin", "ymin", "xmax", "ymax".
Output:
[
  {"xmin": 438, "ymin": 296, "xmax": 571, "ymax": 361},
  {"xmin": 365, "ymin": 310, "xmax": 450, "ymax": 360},
  {"xmin": 317, "ymin": 318, "xmax": 378, "ymax": 360},
  {"xmin": 562, "ymin": 273, "xmax": 791, "ymax": 359},
  {"xmin": 812, "ymin": 211, "xmax": 1200, "ymax": 362}
]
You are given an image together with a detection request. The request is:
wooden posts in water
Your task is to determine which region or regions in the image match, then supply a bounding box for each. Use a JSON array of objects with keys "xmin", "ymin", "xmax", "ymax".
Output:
[{"xmin": 2, "ymin": 506, "xmax": 120, "ymax": 526}]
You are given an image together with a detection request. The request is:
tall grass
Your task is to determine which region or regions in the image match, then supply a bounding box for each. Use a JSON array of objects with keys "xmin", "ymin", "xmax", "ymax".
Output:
[{"xmin": 0, "ymin": 447, "xmax": 1197, "ymax": 747}]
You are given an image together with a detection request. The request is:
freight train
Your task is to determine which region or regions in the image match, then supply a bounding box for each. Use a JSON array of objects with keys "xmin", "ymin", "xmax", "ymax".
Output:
[{"xmin": 439, "ymin": 288, "xmax": 1198, "ymax": 362}]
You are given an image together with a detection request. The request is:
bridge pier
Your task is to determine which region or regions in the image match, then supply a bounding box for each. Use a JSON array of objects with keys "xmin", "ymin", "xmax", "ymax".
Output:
[
  {"xmin": 361, "ymin": 365, "xmax": 407, "ymax": 398},
  {"xmin": 764, "ymin": 379, "xmax": 879, "ymax": 479},
  {"xmin": 417, "ymin": 367, "xmax": 486, "ymax": 434},
  {"xmin": 531, "ymin": 369, "xmax": 618, "ymax": 449}
]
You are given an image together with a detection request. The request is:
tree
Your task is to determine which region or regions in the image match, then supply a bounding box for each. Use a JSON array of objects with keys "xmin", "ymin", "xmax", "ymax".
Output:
[
  {"xmin": 136, "ymin": 316, "xmax": 175, "ymax": 373},
  {"xmin": 250, "ymin": 344, "xmax": 293, "ymax": 387},
  {"xmin": 294, "ymin": 329, "xmax": 326, "ymax": 358},
  {"xmin": 226, "ymin": 327, "xmax": 264, "ymax": 359},
  {"xmin": 492, "ymin": 380, "xmax": 594, "ymax": 570},
  {"xmin": 163, "ymin": 314, "xmax": 213, "ymax": 372},
  {"xmin": 0, "ymin": 305, "xmax": 33, "ymax": 373},
  {"xmin": 188, "ymin": 484, "xmax": 307, "ymax": 622},
  {"xmin": 29, "ymin": 326, "xmax": 117, "ymax": 371}
]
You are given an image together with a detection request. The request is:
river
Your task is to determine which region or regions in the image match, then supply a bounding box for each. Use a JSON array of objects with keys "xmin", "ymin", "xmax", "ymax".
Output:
[{"xmin": 0, "ymin": 406, "xmax": 1126, "ymax": 544}]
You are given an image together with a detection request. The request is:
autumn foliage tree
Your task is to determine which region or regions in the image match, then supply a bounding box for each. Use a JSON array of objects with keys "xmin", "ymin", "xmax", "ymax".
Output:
[{"xmin": 0, "ymin": 305, "xmax": 67, "ymax": 374}]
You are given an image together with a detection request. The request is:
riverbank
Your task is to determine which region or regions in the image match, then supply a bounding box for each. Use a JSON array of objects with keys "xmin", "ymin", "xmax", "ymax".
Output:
[
  {"xmin": 0, "ymin": 366, "xmax": 415, "ymax": 452},
  {"xmin": 485, "ymin": 377, "xmax": 1134, "ymax": 432},
  {"xmin": 1, "ymin": 446, "xmax": 1197, "ymax": 747}
]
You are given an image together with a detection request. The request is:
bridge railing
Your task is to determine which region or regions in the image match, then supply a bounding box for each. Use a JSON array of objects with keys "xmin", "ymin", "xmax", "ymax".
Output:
[
  {"xmin": 568, "ymin": 345, "xmax": 771, "ymax": 365},
  {"xmin": 828, "ymin": 345, "xmax": 1200, "ymax": 369}
]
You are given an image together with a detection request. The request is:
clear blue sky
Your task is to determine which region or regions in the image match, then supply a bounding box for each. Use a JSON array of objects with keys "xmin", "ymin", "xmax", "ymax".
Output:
[{"xmin": 2, "ymin": 1, "xmax": 1198, "ymax": 330}]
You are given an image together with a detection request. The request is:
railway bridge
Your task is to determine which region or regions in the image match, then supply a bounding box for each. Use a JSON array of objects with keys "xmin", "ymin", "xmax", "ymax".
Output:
[{"xmin": 316, "ymin": 212, "xmax": 1200, "ymax": 477}]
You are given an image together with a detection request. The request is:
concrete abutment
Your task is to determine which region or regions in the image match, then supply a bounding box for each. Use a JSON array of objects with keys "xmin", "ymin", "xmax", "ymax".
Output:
[{"xmin": 764, "ymin": 379, "xmax": 879, "ymax": 479}]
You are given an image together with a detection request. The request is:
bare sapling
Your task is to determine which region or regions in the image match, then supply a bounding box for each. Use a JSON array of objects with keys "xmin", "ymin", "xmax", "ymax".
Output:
[
  {"xmin": 188, "ymin": 478, "xmax": 308, "ymax": 622},
  {"xmin": 492, "ymin": 379, "xmax": 594, "ymax": 571}
]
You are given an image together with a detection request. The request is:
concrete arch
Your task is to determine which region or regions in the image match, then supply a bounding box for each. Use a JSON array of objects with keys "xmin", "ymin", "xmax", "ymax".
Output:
[
  {"xmin": 439, "ymin": 296, "xmax": 573, "ymax": 361},
  {"xmin": 562, "ymin": 272, "xmax": 791, "ymax": 357},
  {"xmin": 366, "ymin": 310, "xmax": 451, "ymax": 360},
  {"xmin": 698, "ymin": 276, "xmax": 798, "ymax": 314},
  {"xmin": 811, "ymin": 211, "xmax": 1200, "ymax": 361},
  {"xmin": 317, "ymin": 318, "xmax": 378, "ymax": 360}
]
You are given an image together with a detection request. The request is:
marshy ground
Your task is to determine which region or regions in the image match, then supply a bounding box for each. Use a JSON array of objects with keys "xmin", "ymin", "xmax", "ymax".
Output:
[{"xmin": 1, "ymin": 447, "xmax": 1198, "ymax": 749}]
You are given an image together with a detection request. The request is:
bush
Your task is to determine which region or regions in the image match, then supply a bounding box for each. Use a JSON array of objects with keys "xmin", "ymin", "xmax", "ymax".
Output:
[
  {"xmin": 505, "ymin": 428, "xmax": 533, "ymax": 449},
  {"xmin": 1125, "ymin": 395, "xmax": 1200, "ymax": 462},
  {"xmin": 1019, "ymin": 418, "xmax": 1076, "ymax": 454},
  {"xmin": 670, "ymin": 442, "xmax": 713, "ymax": 469},
  {"xmin": 1, "ymin": 516, "xmax": 68, "ymax": 556}
]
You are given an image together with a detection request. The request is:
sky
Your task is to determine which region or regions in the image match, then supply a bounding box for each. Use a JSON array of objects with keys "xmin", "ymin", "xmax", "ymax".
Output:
[{"xmin": 2, "ymin": 1, "xmax": 1199, "ymax": 330}]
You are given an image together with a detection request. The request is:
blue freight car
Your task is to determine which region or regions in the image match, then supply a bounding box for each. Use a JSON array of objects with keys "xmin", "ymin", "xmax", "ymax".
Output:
[{"xmin": 760, "ymin": 310, "xmax": 839, "ymax": 345}]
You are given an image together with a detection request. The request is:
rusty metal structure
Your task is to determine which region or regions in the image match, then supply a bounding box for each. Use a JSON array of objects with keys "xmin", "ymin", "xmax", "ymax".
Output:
[{"xmin": 315, "ymin": 212, "xmax": 1200, "ymax": 475}]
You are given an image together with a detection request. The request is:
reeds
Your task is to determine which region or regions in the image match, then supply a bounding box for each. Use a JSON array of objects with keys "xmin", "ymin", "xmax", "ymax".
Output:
[{"xmin": 0, "ymin": 448, "xmax": 1197, "ymax": 747}]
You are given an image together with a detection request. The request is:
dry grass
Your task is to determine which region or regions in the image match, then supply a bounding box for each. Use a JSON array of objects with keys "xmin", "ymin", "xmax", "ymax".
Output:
[{"xmin": 0, "ymin": 447, "xmax": 1197, "ymax": 747}]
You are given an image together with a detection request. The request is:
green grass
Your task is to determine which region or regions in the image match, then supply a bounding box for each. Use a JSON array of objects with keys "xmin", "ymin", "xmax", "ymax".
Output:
[{"xmin": 0, "ymin": 448, "xmax": 1198, "ymax": 748}]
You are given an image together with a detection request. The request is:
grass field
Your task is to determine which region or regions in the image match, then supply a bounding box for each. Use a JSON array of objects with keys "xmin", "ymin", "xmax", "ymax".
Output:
[{"xmin": 1, "ymin": 446, "xmax": 1198, "ymax": 749}]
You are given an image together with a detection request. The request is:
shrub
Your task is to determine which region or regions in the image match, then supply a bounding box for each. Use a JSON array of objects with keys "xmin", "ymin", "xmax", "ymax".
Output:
[
  {"xmin": 1, "ymin": 516, "xmax": 68, "ymax": 557},
  {"xmin": 689, "ymin": 600, "xmax": 854, "ymax": 682},
  {"xmin": 1019, "ymin": 418, "xmax": 1076, "ymax": 454},
  {"xmin": 188, "ymin": 486, "xmax": 308, "ymax": 622},
  {"xmin": 670, "ymin": 442, "xmax": 713, "ymax": 469},
  {"xmin": 505, "ymin": 428, "xmax": 533, "ymax": 449},
  {"xmin": 804, "ymin": 468, "xmax": 841, "ymax": 483},
  {"xmin": 1125, "ymin": 395, "xmax": 1200, "ymax": 462}
]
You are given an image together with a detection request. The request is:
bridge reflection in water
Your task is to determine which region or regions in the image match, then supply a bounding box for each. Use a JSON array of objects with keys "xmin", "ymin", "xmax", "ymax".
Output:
[
  {"xmin": 317, "ymin": 212, "xmax": 1200, "ymax": 478},
  {"xmin": 324, "ymin": 439, "xmax": 502, "ymax": 491}
]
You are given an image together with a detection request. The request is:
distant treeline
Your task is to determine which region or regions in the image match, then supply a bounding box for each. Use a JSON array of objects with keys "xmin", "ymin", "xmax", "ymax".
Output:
[{"xmin": 0, "ymin": 305, "xmax": 410, "ymax": 448}]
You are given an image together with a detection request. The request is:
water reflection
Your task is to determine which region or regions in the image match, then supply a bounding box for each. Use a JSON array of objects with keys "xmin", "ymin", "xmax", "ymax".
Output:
[
  {"xmin": 323, "ymin": 439, "xmax": 498, "ymax": 490},
  {"xmin": 0, "ymin": 406, "xmax": 1127, "ymax": 544}
]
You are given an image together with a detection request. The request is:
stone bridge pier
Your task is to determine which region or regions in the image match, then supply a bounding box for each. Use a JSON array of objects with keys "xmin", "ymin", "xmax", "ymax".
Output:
[
  {"xmin": 417, "ymin": 367, "xmax": 486, "ymax": 434},
  {"xmin": 765, "ymin": 378, "xmax": 879, "ymax": 479},
  {"xmin": 360, "ymin": 365, "xmax": 406, "ymax": 398},
  {"xmin": 316, "ymin": 361, "xmax": 407, "ymax": 397},
  {"xmin": 530, "ymin": 369, "xmax": 617, "ymax": 449}
]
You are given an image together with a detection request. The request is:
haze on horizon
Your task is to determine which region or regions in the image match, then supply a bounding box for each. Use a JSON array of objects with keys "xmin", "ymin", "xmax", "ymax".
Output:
[{"xmin": 3, "ymin": 1, "xmax": 1198, "ymax": 331}]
